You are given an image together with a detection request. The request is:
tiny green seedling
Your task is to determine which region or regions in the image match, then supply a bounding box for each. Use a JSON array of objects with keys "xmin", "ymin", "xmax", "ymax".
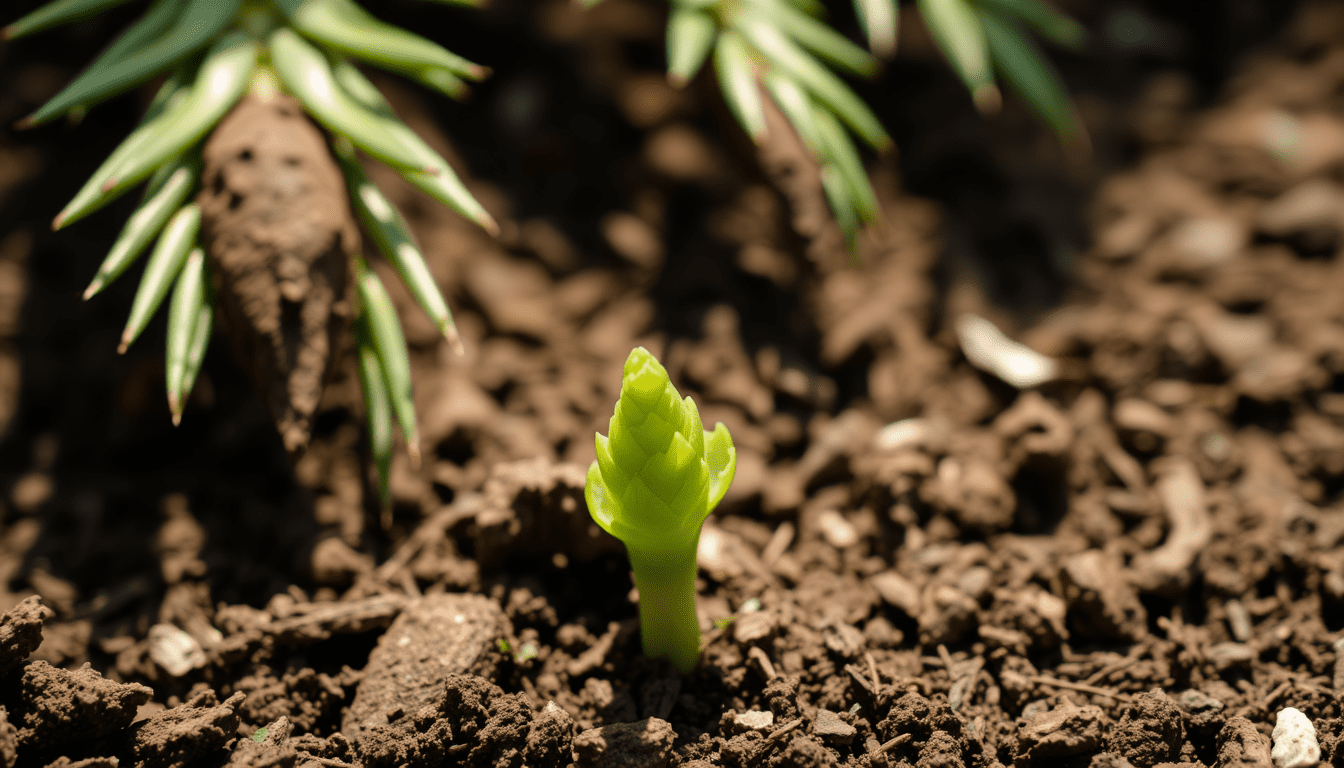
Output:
[{"xmin": 585, "ymin": 347, "xmax": 736, "ymax": 674}]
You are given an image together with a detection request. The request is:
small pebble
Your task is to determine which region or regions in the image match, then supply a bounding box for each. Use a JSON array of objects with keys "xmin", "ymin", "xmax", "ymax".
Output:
[
  {"xmin": 956, "ymin": 314, "xmax": 1058, "ymax": 389},
  {"xmin": 732, "ymin": 612, "xmax": 777, "ymax": 646},
  {"xmin": 1225, "ymin": 598, "xmax": 1252, "ymax": 642},
  {"xmin": 815, "ymin": 509, "xmax": 859, "ymax": 549},
  {"xmin": 1167, "ymin": 216, "xmax": 1245, "ymax": 269},
  {"xmin": 1205, "ymin": 642, "xmax": 1256, "ymax": 670},
  {"xmin": 812, "ymin": 708, "xmax": 856, "ymax": 745},
  {"xmin": 573, "ymin": 717, "xmax": 676, "ymax": 768},
  {"xmin": 147, "ymin": 623, "xmax": 206, "ymax": 677},
  {"xmin": 869, "ymin": 571, "xmax": 922, "ymax": 619},
  {"xmin": 726, "ymin": 710, "xmax": 774, "ymax": 735},
  {"xmin": 1270, "ymin": 707, "xmax": 1319, "ymax": 768},
  {"xmin": 874, "ymin": 418, "xmax": 929, "ymax": 451}
]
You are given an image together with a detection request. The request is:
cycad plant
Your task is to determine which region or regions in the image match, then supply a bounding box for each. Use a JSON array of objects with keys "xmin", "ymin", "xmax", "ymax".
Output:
[
  {"xmin": 4, "ymin": 0, "xmax": 1082, "ymax": 507},
  {"xmin": 663, "ymin": 0, "xmax": 1084, "ymax": 243},
  {"xmin": 5, "ymin": 0, "xmax": 495, "ymax": 508}
]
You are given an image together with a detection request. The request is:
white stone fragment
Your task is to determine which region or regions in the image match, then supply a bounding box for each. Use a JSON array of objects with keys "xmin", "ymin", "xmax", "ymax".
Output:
[
  {"xmin": 147, "ymin": 623, "xmax": 206, "ymax": 677},
  {"xmin": 727, "ymin": 710, "xmax": 774, "ymax": 735},
  {"xmin": 816, "ymin": 509, "xmax": 859, "ymax": 549},
  {"xmin": 874, "ymin": 418, "xmax": 929, "ymax": 451},
  {"xmin": 955, "ymin": 314, "xmax": 1058, "ymax": 389},
  {"xmin": 1271, "ymin": 707, "xmax": 1320, "ymax": 768}
]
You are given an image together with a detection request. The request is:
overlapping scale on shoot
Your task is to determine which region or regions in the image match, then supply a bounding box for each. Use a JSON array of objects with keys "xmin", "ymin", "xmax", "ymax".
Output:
[{"xmin": 585, "ymin": 347, "xmax": 736, "ymax": 673}]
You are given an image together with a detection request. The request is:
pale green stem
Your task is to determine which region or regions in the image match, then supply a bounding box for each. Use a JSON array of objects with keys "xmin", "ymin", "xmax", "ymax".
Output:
[{"xmin": 627, "ymin": 540, "xmax": 702, "ymax": 674}]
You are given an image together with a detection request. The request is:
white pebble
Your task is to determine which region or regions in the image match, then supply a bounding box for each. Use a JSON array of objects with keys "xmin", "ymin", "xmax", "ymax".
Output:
[
  {"xmin": 1271, "ymin": 707, "xmax": 1320, "ymax": 768},
  {"xmin": 955, "ymin": 314, "xmax": 1058, "ymax": 389}
]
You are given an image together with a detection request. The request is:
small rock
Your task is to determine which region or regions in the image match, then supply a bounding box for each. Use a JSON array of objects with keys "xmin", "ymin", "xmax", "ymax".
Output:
[
  {"xmin": 725, "ymin": 710, "xmax": 773, "ymax": 736},
  {"xmin": 1270, "ymin": 707, "xmax": 1319, "ymax": 768},
  {"xmin": 956, "ymin": 314, "xmax": 1058, "ymax": 389},
  {"xmin": 1059, "ymin": 550, "xmax": 1147, "ymax": 641},
  {"xmin": 869, "ymin": 571, "xmax": 922, "ymax": 619},
  {"xmin": 917, "ymin": 585, "xmax": 980, "ymax": 646},
  {"xmin": 1205, "ymin": 642, "xmax": 1256, "ymax": 670},
  {"xmin": 1166, "ymin": 216, "xmax": 1245, "ymax": 270},
  {"xmin": 873, "ymin": 418, "xmax": 932, "ymax": 451},
  {"xmin": 147, "ymin": 624, "xmax": 206, "ymax": 677},
  {"xmin": 1256, "ymin": 179, "xmax": 1344, "ymax": 254},
  {"xmin": 823, "ymin": 623, "xmax": 864, "ymax": 658},
  {"xmin": 1113, "ymin": 399, "xmax": 1174, "ymax": 437},
  {"xmin": 1217, "ymin": 716, "xmax": 1272, "ymax": 767},
  {"xmin": 815, "ymin": 509, "xmax": 859, "ymax": 549},
  {"xmin": 732, "ymin": 612, "xmax": 777, "ymax": 646},
  {"xmin": 572, "ymin": 717, "xmax": 676, "ymax": 768},
  {"xmin": 601, "ymin": 213, "xmax": 663, "ymax": 269},
  {"xmin": 812, "ymin": 708, "xmax": 855, "ymax": 745},
  {"xmin": 1015, "ymin": 704, "xmax": 1106, "ymax": 766}
]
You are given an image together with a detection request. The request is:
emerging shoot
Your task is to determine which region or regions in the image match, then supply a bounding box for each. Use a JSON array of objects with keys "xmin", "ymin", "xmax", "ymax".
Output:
[{"xmin": 585, "ymin": 347, "xmax": 736, "ymax": 674}]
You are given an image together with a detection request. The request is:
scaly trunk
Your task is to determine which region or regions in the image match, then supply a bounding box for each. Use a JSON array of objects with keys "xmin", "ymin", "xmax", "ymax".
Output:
[{"xmin": 196, "ymin": 93, "xmax": 359, "ymax": 455}]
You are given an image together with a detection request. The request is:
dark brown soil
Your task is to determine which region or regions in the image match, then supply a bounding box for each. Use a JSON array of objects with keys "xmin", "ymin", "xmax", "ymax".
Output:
[{"xmin": 0, "ymin": 0, "xmax": 1342, "ymax": 767}]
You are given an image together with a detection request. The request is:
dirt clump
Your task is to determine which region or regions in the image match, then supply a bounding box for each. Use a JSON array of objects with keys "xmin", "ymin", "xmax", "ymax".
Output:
[
  {"xmin": 343, "ymin": 593, "xmax": 508, "ymax": 740},
  {"xmin": 357, "ymin": 673, "xmax": 551, "ymax": 768},
  {"xmin": 0, "ymin": 597, "xmax": 47, "ymax": 677},
  {"xmin": 1014, "ymin": 703, "xmax": 1107, "ymax": 767},
  {"xmin": 15, "ymin": 661, "xmax": 152, "ymax": 750},
  {"xmin": 1105, "ymin": 690, "xmax": 1185, "ymax": 768},
  {"xmin": 573, "ymin": 716, "xmax": 676, "ymax": 768}
]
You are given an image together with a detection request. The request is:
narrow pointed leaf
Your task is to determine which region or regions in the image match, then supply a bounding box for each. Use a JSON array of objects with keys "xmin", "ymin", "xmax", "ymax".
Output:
[
  {"xmin": 735, "ymin": 17, "xmax": 890, "ymax": 149},
  {"xmin": 746, "ymin": 0, "xmax": 877, "ymax": 76},
  {"xmin": 917, "ymin": 0, "xmax": 998, "ymax": 111},
  {"xmin": 981, "ymin": 9, "xmax": 1074, "ymax": 136},
  {"xmin": 812, "ymin": 105, "xmax": 878, "ymax": 222},
  {"xmin": 85, "ymin": 148, "xmax": 200, "ymax": 299},
  {"xmin": 974, "ymin": 0, "xmax": 1084, "ymax": 47},
  {"xmin": 714, "ymin": 31, "xmax": 767, "ymax": 143},
  {"xmin": 667, "ymin": 6, "xmax": 717, "ymax": 87},
  {"xmin": 67, "ymin": 0, "xmax": 186, "ymax": 99},
  {"xmin": 275, "ymin": 0, "xmax": 488, "ymax": 80},
  {"xmin": 56, "ymin": 33, "xmax": 255, "ymax": 229},
  {"xmin": 354, "ymin": 312, "xmax": 394, "ymax": 513},
  {"xmin": 54, "ymin": 73, "xmax": 191, "ymax": 230},
  {"xmin": 852, "ymin": 0, "xmax": 897, "ymax": 57},
  {"xmin": 763, "ymin": 72, "xmax": 822, "ymax": 152},
  {"xmin": 354, "ymin": 256, "xmax": 420, "ymax": 467},
  {"xmin": 165, "ymin": 246, "xmax": 206, "ymax": 420},
  {"xmin": 24, "ymin": 0, "xmax": 239, "ymax": 125},
  {"xmin": 820, "ymin": 164, "xmax": 860, "ymax": 245},
  {"xmin": 330, "ymin": 59, "xmax": 498, "ymax": 234},
  {"xmin": 121, "ymin": 204, "xmax": 199, "ymax": 353},
  {"xmin": 3, "ymin": 0, "xmax": 135, "ymax": 39},
  {"xmin": 334, "ymin": 141, "xmax": 463, "ymax": 352},
  {"xmin": 413, "ymin": 67, "xmax": 470, "ymax": 100},
  {"xmin": 269, "ymin": 29, "xmax": 428, "ymax": 173},
  {"xmin": 176, "ymin": 276, "xmax": 214, "ymax": 422}
]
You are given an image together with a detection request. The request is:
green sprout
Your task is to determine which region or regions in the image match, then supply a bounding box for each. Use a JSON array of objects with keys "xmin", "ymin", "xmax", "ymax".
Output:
[
  {"xmin": 585, "ymin": 347, "xmax": 736, "ymax": 674},
  {"xmin": 4, "ymin": 0, "xmax": 496, "ymax": 507}
]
